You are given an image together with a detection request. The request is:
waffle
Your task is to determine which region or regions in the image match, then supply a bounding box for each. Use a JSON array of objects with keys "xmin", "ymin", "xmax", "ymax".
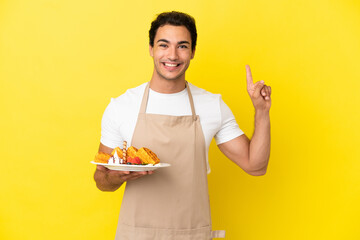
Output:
[
  {"xmin": 94, "ymin": 152, "xmax": 112, "ymax": 163},
  {"xmin": 111, "ymin": 147, "xmax": 123, "ymax": 158},
  {"xmin": 127, "ymin": 146, "xmax": 138, "ymax": 159},
  {"xmin": 136, "ymin": 147, "xmax": 160, "ymax": 164}
]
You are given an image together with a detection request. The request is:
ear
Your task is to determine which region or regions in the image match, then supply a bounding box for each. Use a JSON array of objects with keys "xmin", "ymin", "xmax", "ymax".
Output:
[
  {"xmin": 190, "ymin": 48, "xmax": 196, "ymax": 59},
  {"xmin": 149, "ymin": 44, "xmax": 154, "ymax": 57}
]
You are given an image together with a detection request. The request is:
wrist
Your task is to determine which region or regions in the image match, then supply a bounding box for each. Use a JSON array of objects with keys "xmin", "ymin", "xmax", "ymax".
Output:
[
  {"xmin": 254, "ymin": 110, "xmax": 270, "ymax": 130},
  {"xmin": 255, "ymin": 109, "xmax": 270, "ymax": 118}
]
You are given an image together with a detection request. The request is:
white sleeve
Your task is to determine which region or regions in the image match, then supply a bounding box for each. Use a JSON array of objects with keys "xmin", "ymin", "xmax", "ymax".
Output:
[
  {"xmin": 214, "ymin": 98, "xmax": 244, "ymax": 145},
  {"xmin": 100, "ymin": 99, "xmax": 124, "ymax": 148}
]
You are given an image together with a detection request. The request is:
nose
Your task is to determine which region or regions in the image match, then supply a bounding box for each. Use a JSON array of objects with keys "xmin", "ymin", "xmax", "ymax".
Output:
[{"xmin": 167, "ymin": 46, "xmax": 178, "ymax": 61}]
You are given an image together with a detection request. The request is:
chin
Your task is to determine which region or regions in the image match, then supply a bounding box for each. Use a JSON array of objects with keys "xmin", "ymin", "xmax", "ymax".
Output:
[{"xmin": 156, "ymin": 71, "xmax": 185, "ymax": 82}]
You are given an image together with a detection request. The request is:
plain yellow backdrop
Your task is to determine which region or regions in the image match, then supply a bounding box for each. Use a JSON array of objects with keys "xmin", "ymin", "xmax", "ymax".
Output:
[{"xmin": 1, "ymin": 0, "xmax": 359, "ymax": 239}]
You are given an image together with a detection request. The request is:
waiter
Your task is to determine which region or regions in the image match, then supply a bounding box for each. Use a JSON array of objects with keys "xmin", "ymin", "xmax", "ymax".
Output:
[{"xmin": 94, "ymin": 11, "xmax": 271, "ymax": 240}]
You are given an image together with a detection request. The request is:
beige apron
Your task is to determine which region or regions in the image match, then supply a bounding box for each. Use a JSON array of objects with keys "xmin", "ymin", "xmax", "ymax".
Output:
[{"xmin": 115, "ymin": 82, "xmax": 225, "ymax": 240}]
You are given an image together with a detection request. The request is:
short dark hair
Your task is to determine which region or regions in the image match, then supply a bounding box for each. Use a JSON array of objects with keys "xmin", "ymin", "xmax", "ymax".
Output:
[{"xmin": 149, "ymin": 11, "xmax": 197, "ymax": 51}]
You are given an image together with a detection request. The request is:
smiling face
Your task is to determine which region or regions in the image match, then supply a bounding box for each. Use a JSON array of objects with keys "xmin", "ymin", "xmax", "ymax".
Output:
[{"xmin": 149, "ymin": 25, "xmax": 195, "ymax": 83}]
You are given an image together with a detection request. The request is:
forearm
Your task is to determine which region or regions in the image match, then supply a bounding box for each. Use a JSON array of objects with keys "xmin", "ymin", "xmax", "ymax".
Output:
[
  {"xmin": 248, "ymin": 110, "xmax": 270, "ymax": 174},
  {"xmin": 94, "ymin": 169, "xmax": 124, "ymax": 192}
]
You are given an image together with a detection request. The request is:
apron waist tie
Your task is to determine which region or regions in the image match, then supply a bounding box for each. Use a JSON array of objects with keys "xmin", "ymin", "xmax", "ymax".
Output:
[{"xmin": 212, "ymin": 230, "xmax": 226, "ymax": 239}]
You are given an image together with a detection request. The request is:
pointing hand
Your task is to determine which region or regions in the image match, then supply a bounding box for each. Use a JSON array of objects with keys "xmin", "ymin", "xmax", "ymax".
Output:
[{"xmin": 246, "ymin": 65, "xmax": 271, "ymax": 112}]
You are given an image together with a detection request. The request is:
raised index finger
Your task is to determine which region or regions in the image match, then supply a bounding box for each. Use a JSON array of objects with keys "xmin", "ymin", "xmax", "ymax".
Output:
[{"xmin": 246, "ymin": 65, "xmax": 253, "ymax": 86}]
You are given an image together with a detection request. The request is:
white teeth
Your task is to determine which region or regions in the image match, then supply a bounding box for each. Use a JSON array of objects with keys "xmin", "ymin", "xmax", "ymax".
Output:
[{"xmin": 164, "ymin": 63, "xmax": 177, "ymax": 67}]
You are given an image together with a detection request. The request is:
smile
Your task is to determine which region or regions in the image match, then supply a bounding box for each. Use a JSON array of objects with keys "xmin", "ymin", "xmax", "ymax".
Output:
[{"xmin": 163, "ymin": 62, "xmax": 181, "ymax": 67}]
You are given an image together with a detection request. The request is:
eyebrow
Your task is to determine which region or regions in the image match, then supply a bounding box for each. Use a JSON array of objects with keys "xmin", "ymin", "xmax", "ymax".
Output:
[
  {"xmin": 157, "ymin": 39, "xmax": 190, "ymax": 45},
  {"xmin": 178, "ymin": 41, "xmax": 190, "ymax": 45}
]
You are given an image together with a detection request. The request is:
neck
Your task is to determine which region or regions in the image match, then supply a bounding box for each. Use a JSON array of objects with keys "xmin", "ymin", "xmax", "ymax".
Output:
[{"xmin": 149, "ymin": 75, "xmax": 186, "ymax": 93}]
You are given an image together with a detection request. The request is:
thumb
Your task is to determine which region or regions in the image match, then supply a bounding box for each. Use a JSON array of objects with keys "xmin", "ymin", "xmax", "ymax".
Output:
[{"xmin": 253, "ymin": 80, "xmax": 264, "ymax": 98}]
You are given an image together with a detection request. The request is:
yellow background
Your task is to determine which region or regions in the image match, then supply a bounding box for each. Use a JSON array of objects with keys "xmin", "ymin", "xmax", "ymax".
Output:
[{"xmin": 1, "ymin": 0, "xmax": 359, "ymax": 239}]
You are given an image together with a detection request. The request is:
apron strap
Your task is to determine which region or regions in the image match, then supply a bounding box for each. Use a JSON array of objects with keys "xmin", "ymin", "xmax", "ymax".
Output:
[
  {"xmin": 185, "ymin": 81, "xmax": 197, "ymax": 120},
  {"xmin": 139, "ymin": 82, "xmax": 151, "ymax": 114},
  {"xmin": 140, "ymin": 82, "xmax": 197, "ymax": 120}
]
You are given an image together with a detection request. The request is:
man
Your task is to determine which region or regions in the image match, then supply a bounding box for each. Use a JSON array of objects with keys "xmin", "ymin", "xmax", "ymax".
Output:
[{"xmin": 94, "ymin": 11, "xmax": 271, "ymax": 240}]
